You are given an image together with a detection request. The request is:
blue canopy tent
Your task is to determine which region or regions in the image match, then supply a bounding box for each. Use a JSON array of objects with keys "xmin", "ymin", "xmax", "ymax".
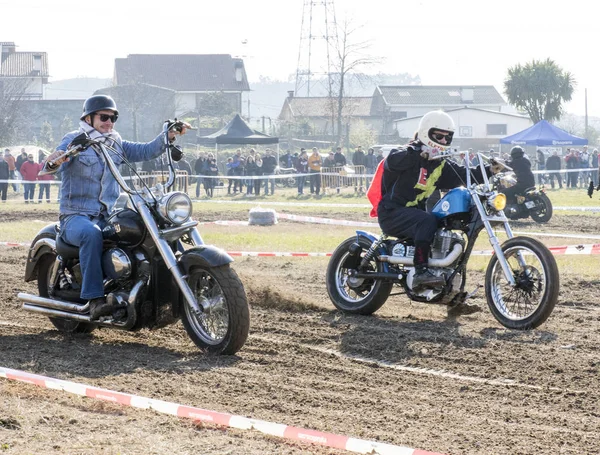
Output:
[{"xmin": 500, "ymin": 120, "xmax": 588, "ymax": 146}]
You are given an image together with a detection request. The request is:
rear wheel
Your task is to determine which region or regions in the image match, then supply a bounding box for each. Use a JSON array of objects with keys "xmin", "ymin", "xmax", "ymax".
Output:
[
  {"xmin": 181, "ymin": 265, "xmax": 250, "ymax": 355},
  {"xmin": 326, "ymin": 237, "xmax": 393, "ymax": 315},
  {"xmin": 37, "ymin": 254, "xmax": 96, "ymax": 334},
  {"xmin": 529, "ymin": 193, "xmax": 553, "ymax": 223}
]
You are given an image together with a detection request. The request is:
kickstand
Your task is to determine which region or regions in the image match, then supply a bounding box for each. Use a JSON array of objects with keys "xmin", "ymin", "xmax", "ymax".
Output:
[{"xmin": 466, "ymin": 284, "xmax": 482, "ymax": 299}]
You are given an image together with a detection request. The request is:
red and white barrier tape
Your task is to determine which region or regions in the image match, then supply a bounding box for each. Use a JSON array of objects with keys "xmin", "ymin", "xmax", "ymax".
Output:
[
  {"xmin": 2, "ymin": 240, "xmax": 600, "ymax": 256},
  {"xmin": 0, "ymin": 366, "xmax": 442, "ymax": 455}
]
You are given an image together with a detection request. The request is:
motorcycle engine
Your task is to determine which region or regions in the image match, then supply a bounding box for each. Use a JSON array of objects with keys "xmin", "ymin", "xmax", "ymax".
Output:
[
  {"xmin": 101, "ymin": 248, "xmax": 132, "ymax": 281},
  {"xmin": 431, "ymin": 229, "xmax": 463, "ymax": 259}
]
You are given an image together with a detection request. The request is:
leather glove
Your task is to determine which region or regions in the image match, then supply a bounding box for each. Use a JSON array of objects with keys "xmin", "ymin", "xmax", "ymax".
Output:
[{"xmin": 490, "ymin": 158, "xmax": 507, "ymax": 174}]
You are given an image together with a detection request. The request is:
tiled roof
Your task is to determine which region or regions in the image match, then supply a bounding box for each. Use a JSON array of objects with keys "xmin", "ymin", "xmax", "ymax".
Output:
[
  {"xmin": 114, "ymin": 54, "xmax": 250, "ymax": 92},
  {"xmin": 377, "ymin": 85, "xmax": 506, "ymax": 105},
  {"xmin": 287, "ymin": 96, "xmax": 374, "ymax": 117},
  {"xmin": 0, "ymin": 52, "xmax": 49, "ymax": 77}
]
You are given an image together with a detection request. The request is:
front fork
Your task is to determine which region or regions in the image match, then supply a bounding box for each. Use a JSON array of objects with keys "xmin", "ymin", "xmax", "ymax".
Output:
[
  {"xmin": 136, "ymin": 202, "xmax": 205, "ymax": 315},
  {"xmin": 472, "ymin": 196, "xmax": 521, "ymax": 286}
]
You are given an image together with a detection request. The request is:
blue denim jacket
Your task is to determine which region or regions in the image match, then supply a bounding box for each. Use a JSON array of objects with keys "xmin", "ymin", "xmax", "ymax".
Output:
[{"xmin": 56, "ymin": 130, "xmax": 165, "ymax": 216}]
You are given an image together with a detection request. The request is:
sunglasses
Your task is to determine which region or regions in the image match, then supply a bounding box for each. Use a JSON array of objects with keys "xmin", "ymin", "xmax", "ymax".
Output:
[
  {"xmin": 96, "ymin": 113, "xmax": 118, "ymax": 123},
  {"xmin": 430, "ymin": 131, "xmax": 453, "ymax": 143}
]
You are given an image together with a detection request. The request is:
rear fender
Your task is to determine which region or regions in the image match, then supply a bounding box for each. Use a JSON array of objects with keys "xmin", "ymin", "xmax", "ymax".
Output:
[
  {"xmin": 25, "ymin": 224, "xmax": 58, "ymax": 282},
  {"xmin": 343, "ymin": 230, "xmax": 389, "ymax": 272}
]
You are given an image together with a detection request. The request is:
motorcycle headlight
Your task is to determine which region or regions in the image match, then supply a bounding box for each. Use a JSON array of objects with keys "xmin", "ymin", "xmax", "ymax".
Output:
[
  {"xmin": 488, "ymin": 192, "xmax": 507, "ymax": 211},
  {"xmin": 157, "ymin": 192, "xmax": 192, "ymax": 224}
]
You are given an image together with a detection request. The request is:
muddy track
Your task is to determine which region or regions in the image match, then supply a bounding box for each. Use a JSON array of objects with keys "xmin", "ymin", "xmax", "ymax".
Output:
[{"xmin": 1, "ymin": 217, "xmax": 600, "ymax": 454}]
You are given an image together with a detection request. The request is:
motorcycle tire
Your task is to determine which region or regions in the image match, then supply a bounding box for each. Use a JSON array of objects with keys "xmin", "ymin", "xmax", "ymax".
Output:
[
  {"xmin": 37, "ymin": 253, "xmax": 97, "ymax": 334},
  {"xmin": 181, "ymin": 265, "xmax": 250, "ymax": 355},
  {"xmin": 326, "ymin": 237, "xmax": 393, "ymax": 315},
  {"xmin": 529, "ymin": 193, "xmax": 553, "ymax": 223},
  {"xmin": 485, "ymin": 236, "xmax": 559, "ymax": 330}
]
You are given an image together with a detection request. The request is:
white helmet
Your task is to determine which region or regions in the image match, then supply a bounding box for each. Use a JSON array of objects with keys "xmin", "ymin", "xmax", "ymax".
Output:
[{"xmin": 417, "ymin": 110, "xmax": 455, "ymax": 159}]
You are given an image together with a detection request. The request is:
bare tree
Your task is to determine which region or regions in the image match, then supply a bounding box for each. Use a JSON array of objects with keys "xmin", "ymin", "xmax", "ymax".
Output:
[
  {"xmin": 330, "ymin": 18, "xmax": 383, "ymax": 146},
  {"xmin": 0, "ymin": 79, "xmax": 31, "ymax": 145}
]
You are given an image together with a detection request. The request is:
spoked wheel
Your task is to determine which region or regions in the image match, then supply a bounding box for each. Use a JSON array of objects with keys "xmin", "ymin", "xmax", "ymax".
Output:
[
  {"xmin": 326, "ymin": 237, "xmax": 393, "ymax": 315},
  {"xmin": 181, "ymin": 265, "xmax": 249, "ymax": 355},
  {"xmin": 529, "ymin": 193, "xmax": 553, "ymax": 223},
  {"xmin": 485, "ymin": 236, "xmax": 559, "ymax": 330},
  {"xmin": 37, "ymin": 254, "xmax": 96, "ymax": 334}
]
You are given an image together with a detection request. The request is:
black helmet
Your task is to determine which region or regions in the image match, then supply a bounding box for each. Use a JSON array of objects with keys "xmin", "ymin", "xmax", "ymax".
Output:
[
  {"xmin": 510, "ymin": 146, "xmax": 525, "ymax": 159},
  {"xmin": 80, "ymin": 95, "xmax": 118, "ymax": 120}
]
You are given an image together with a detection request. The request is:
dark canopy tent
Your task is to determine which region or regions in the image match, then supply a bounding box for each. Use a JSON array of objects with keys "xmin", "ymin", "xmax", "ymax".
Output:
[
  {"xmin": 202, "ymin": 114, "xmax": 279, "ymax": 145},
  {"xmin": 500, "ymin": 120, "xmax": 588, "ymax": 146}
]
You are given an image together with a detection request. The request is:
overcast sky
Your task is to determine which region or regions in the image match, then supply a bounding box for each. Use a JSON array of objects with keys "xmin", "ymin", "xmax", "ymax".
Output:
[{"xmin": 2, "ymin": 0, "xmax": 598, "ymax": 116}]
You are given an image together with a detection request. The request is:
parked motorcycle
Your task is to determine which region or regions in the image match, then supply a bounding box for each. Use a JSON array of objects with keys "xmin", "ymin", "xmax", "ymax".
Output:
[
  {"xmin": 18, "ymin": 121, "xmax": 250, "ymax": 355},
  {"xmin": 492, "ymin": 172, "xmax": 553, "ymax": 223},
  {"xmin": 326, "ymin": 153, "xmax": 559, "ymax": 330}
]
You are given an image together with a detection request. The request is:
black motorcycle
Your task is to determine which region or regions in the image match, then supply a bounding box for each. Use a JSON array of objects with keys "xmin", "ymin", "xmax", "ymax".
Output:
[
  {"xmin": 493, "ymin": 172, "xmax": 553, "ymax": 223},
  {"xmin": 17, "ymin": 121, "xmax": 250, "ymax": 355}
]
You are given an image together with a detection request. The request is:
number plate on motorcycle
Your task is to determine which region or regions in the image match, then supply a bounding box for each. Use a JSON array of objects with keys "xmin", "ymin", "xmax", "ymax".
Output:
[{"xmin": 525, "ymin": 201, "xmax": 535, "ymax": 209}]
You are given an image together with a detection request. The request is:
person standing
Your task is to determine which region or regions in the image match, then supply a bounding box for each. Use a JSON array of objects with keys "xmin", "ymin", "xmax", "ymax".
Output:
[
  {"xmin": 204, "ymin": 152, "xmax": 218, "ymax": 197},
  {"xmin": 20, "ymin": 153, "xmax": 39, "ymax": 204},
  {"xmin": 545, "ymin": 151, "xmax": 563, "ymax": 189},
  {"xmin": 565, "ymin": 149, "xmax": 579, "ymax": 188},
  {"xmin": 364, "ymin": 147, "xmax": 377, "ymax": 188},
  {"xmin": 3, "ymin": 149, "xmax": 17, "ymax": 193},
  {"xmin": 194, "ymin": 152, "xmax": 207, "ymax": 198},
  {"xmin": 296, "ymin": 149, "xmax": 309, "ymax": 195},
  {"xmin": 308, "ymin": 147, "xmax": 322, "ymax": 195},
  {"xmin": 352, "ymin": 145, "xmax": 366, "ymax": 192},
  {"xmin": 15, "ymin": 148, "xmax": 28, "ymax": 194},
  {"xmin": 37, "ymin": 156, "xmax": 53, "ymax": 203},
  {"xmin": 262, "ymin": 148, "xmax": 277, "ymax": 195},
  {"xmin": 536, "ymin": 149, "xmax": 546, "ymax": 185},
  {"xmin": 0, "ymin": 154, "xmax": 8, "ymax": 202},
  {"xmin": 333, "ymin": 146, "xmax": 347, "ymax": 193}
]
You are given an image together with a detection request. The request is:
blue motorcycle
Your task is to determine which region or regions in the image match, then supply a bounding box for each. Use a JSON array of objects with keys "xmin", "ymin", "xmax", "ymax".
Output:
[{"xmin": 326, "ymin": 153, "xmax": 559, "ymax": 330}]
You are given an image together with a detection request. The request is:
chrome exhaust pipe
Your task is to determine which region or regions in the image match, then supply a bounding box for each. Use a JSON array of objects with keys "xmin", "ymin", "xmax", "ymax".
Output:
[
  {"xmin": 379, "ymin": 243, "xmax": 463, "ymax": 267},
  {"xmin": 22, "ymin": 304, "xmax": 91, "ymax": 322},
  {"xmin": 17, "ymin": 293, "xmax": 89, "ymax": 313}
]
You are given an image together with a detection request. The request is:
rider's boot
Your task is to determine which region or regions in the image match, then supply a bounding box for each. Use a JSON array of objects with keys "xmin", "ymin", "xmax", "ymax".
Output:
[
  {"xmin": 412, "ymin": 267, "xmax": 445, "ymax": 291},
  {"xmin": 412, "ymin": 242, "xmax": 445, "ymax": 291},
  {"xmin": 88, "ymin": 297, "xmax": 114, "ymax": 320}
]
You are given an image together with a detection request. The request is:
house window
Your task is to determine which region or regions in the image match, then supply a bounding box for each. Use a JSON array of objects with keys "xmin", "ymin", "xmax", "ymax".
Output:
[
  {"xmin": 487, "ymin": 124, "xmax": 507, "ymax": 135},
  {"xmin": 459, "ymin": 126, "xmax": 472, "ymax": 137}
]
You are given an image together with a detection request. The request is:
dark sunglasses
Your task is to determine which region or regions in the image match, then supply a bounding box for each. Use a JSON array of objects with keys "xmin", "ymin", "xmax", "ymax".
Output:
[
  {"xmin": 96, "ymin": 113, "xmax": 118, "ymax": 123},
  {"xmin": 430, "ymin": 131, "xmax": 453, "ymax": 143}
]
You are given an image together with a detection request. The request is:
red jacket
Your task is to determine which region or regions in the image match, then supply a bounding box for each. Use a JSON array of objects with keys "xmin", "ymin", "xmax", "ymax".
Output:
[
  {"xmin": 37, "ymin": 160, "xmax": 54, "ymax": 181},
  {"xmin": 20, "ymin": 160, "xmax": 40, "ymax": 182}
]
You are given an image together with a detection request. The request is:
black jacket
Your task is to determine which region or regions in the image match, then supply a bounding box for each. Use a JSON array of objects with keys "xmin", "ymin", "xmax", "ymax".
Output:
[
  {"xmin": 508, "ymin": 156, "xmax": 535, "ymax": 188},
  {"xmin": 545, "ymin": 155, "xmax": 561, "ymax": 171},
  {"xmin": 0, "ymin": 159, "xmax": 9, "ymax": 180},
  {"xmin": 262, "ymin": 155, "xmax": 277, "ymax": 174},
  {"xmin": 380, "ymin": 141, "xmax": 491, "ymax": 210}
]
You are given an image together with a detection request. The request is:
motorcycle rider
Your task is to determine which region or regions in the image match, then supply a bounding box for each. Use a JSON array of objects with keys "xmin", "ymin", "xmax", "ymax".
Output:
[
  {"xmin": 46, "ymin": 95, "xmax": 185, "ymax": 320},
  {"xmin": 377, "ymin": 110, "xmax": 504, "ymax": 292},
  {"xmin": 503, "ymin": 146, "xmax": 536, "ymax": 205}
]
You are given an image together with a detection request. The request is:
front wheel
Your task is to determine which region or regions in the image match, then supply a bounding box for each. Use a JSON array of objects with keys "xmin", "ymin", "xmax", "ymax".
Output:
[
  {"xmin": 326, "ymin": 237, "xmax": 393, "ymax": 315},
  {"xmin": 485, "ymin": 237, "xmax": 559, "ymax": 330},
  {"xmin": 529, "ymin": 192, "xmax": 553, "ymax": 223},
  {"xmin": 181, "ymin": 265, "xmax": 250, "ymax": 355}
]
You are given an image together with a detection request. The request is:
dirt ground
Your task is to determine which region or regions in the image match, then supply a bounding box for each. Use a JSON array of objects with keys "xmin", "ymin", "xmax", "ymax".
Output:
[{"xmin": 2, "ymin": 210, "xmax": 600, "ymax": 454}]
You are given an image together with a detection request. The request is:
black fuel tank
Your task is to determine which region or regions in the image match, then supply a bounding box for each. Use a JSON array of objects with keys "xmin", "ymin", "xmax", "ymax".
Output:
[{"xmin": 104, "ymin": 208, "xmax": 146, "ymax": 247}]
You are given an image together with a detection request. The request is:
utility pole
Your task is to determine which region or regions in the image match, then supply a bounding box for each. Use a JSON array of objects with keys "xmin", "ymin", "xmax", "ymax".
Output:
[
  {"xmin": 295, "ymin": 0, "xmax": 338, "ymax": 98},
  {"xmin": 261, "ymin": 116, "xmax": 265, "ymax": 133},
  {"xmin": 247, "ymin": 98, "xmax": 251, "ymax": 121}
]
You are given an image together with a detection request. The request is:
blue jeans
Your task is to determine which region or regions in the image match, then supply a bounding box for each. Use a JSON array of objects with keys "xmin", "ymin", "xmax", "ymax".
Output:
[
  {"xmin": 60, "ymin": 215, "xmax": 106, "ymax": 300},
  {"xmin": 297, "ymin": 175, "xmax": 306, "ymax": 194},
  {"xmin": 23, "ymin": 183, "xmax": 35, "ymax": 201},
  {"xmin": 264, "ymin": 178, "xmax": 275, "ymax": 195},
  {"xmin": 38, "ymin": 182, "xmax": 51, "ymax": 201}
]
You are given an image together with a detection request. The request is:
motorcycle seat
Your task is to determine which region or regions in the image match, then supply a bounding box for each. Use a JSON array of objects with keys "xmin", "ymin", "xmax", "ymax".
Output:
[{"xmin": 56, "ymin": 235, "xmax": 80, "ymax": 260}]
